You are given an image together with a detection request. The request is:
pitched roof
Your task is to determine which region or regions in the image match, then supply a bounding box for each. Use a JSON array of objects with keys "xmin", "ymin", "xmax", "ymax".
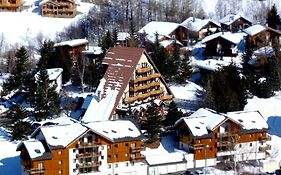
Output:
[
  {"xmin": 219, "ymin": 14, "xmax": 251, "ymax": 25},
  {"xmin": 201, "ymin": 32, "xmax": 247, "ymax": 44},
  {"xmin": 85, "ymin": 120, "xmax": 141, "ymax": 142},
  {"xmin": 138, "ymin": 21, "xmax": 180, "ymax": 41},
  {"xmin": 18, "ymin": 140, "xmax": 46, "ymax": 159},
  {"xmin": 181, "ymin": 17, "xmax": 220, "ymax": 32},
  {"xmin": 54, "ymin": 38, "xmax": 88, "ymax": 47},
  {"xmin": 244, "ymin": 24, "xmax": 281, "ymax": 36},
  {"xmin": 32, "ymin": 122, "xmax": 88, "ymax": 148},
  {"xmin": 227, "ymin": 111, "xmax": 268, "ymax": 130}
]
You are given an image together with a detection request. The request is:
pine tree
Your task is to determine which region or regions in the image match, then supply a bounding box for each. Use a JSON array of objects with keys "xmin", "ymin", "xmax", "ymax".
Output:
[
  {"xmin": 5, "ymin": 104, "xmax": 31, "ymax": 140},
  {"xmin": 101, "ymin": 31, "xmax": 113, "ymax": 51},
  {"xmin": 174, "ymin": 51, "xmax": 193, "ymax": 84},
  {"xmin": 112, "ymin": 28, "xmax": 118, "ymax": 46},
  {"xmin": 128, "ymin": 18, "xmax": 137, "ymax": 47},
  {"xmin": 265, "ymin": 55, "xmax": 281, "ymax": 91},
  {"xmin": 2, "ymin": 47, "xmax": 29, "ymax": 95},
  {"xmin": 34, "ymin": 57, "xmax": 60, "ymax": 121},
  {"xmin": 164, "ymin": 101, "xmax": 183, "ymax": 128},
  {"xmin": 204, "ymin": 64, "xmax": 247, "ymax": 113},
  {"xmin": 142, "ymin": 102, "xmax": 163, "ymax": 143},
  {"xmin": 266, "ymin": 5, "xmax": 281, "ymax": 29},
  {"xmin": 255, "ymin": 79, "xmax": 274, "ymax": 98}
]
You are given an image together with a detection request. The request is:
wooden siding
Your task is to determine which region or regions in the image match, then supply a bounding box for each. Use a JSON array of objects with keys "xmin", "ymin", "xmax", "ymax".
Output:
[
  {"xmin": 204, "ymin": 37, "xmax": 238, "ymax": 57},
  {"xmin": 0, "ymin": 0, "xmax": 21, "ymax": 10},
  {"xmin": 247, "ymin": 29, "xmax": 280, "ymax": 49},
  {"xmin": 222, "ymin": 17, "xmax": 251, "ymax": 32}
]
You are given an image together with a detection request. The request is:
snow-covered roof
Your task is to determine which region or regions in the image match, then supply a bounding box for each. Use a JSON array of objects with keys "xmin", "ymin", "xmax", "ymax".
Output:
[
  {"xmin": 82, "ymin": 88, "xmax": 119, "ymax": 122},
  {"xmin": 35, "ymin": 122, "xmax": 88, "ymax": 148},
  {"xmin": 244, "ymin": 24, "xmax": 266, "ymax": 36},
  {"xmin": 46, "ymin": 68, "xmax": 63, "ymax": 81},
  {"xmin": 85, "ymin": 120, "xmax": 141, "ymax": 142},
  {"xmin": 219, "ymin": 14, "xmax": 251, "ymax": 25},
  {"xmin": 181, "ymin": 17, "xmax": 220, "ymax": 32},
  {"xmin": 117, "ymin": 32, "xmax": 130, "ymax": 41},
  {"xmin": 138, "ymin": 21, "xmax": 180, "ymax": 40},
  {"xmin": 227, "ymin": 111, "xmax": 268, "ymax": 130},
  {"xmin": 54, "ymin": 38, "xmax": 88, "ymax": 47},
  {"xmin": 201, "ymin": 32, "xmax": 247, "ymax": 44},
  {"xmin": 194, "ymin": 59, "xmax": 230, "ymax": 71},
  {"xmin": 145, "ymin": 152, "xmax": 185, "ymax": 165},
  {"xmin": 159, "ymin": 39, "xmax": 183, "ymax": 48},
  {"xmin": 21, "ymin": 140, "xmax": 46, "ymax": 159},
  {"xmin": 81, "ymin": 95, "xmax": 95, "ymax": 110},
  {"xmin": 82, "ymin": 46, "xmax": 103, "ymax": 55},
  {"xmin": 179, "ymin": 108, "xmax": 226, "ymax": 137}
]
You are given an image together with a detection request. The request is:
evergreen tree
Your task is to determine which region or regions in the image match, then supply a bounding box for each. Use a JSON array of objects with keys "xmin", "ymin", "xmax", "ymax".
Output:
[
  {"xmin": 255, "ymin": 79, "xmax": 274, "ymax": 98},
  {"xmin": 2, "ymin": 47, "xmax": 29, "ymax": 95},
  {"xmin": 266, "ymin": 5, "xmax": 281, "ymax": 29},
  {"xmin": 204, "ymin": 64, "xmax": 247, "ymax": 113},
  {"xmin": 128, "ymin": 18, "xmax": 137, "ymax": 47},
  {"xmin": 101, "ymin": 31, "xmax": 113, "ymax": 51},
  {"xmin": 112, "ymin": 28, "xmax": 118, "ymax": 46},
  {"xmin": 265, "ymin": 55, "xmax": 281, "ymax": 91},
  {"xmin": 5, "ymin": 104, "xmax": 31, "ymax": 140},
  {"xmin": 164, "ymin": 101, "xmax": 183, "ymax": 128},
  {"xmin": 34, "ymin": 57, "xmax": 60, "ymax": 121},
  {"xmin": 174, "ymin": 51, "xmax": 193, "ymax": 84},
  {"xmin": 242, "ymin": 38, "xmax": 253, "ymax": 77},
  {"xmin": 142, "ymin": 102, "xmax": 163, "ymax": 142}
]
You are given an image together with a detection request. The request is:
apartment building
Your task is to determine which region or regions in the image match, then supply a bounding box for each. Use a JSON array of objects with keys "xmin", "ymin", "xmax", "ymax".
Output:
[
  {"xmin": 0, "ymin": 0, "xmax": 21, "ymax": 11},
  {"xmin": 40, "ymin": 0, "xmax": 76, "ymax": 18}
]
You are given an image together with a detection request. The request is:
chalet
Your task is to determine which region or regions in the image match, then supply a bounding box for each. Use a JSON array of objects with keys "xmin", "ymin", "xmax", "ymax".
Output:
[
  {"xmin": 82, "ymin": 47, "xmax": 173, "ymax": 122},
  {"xmin": 40, "ymin": 0, "xmax": 76, "ymax": 18},
  {"xmin": 0, "ymin": 0, "xmax": 21, "ymax": 11},
  {"xmin": 219, "ymin": 14, "xmax": 252, "ymax": 32},
  {"xmin": 138, "ymin": 21, "xmax": 187, "ymax": 52},
  {"xmin": 244, "ymin": 24, "xmax": 281, "ymax": 49},
  {"xmin": 17, "ymin": 120, "xmax": 147, "ymax": 175},
  {"xmin": 174, "ymin": 108, "xmax": 271, "ymax": 168},
  {"xmin": 54, "ymin": 39, "xmax": 89, "ymax": 64},
  {"xmin": 180, "ymin": 17, "xmax": 221, "ymax": 43},
  {"xmin": 202, "ymin": 32, "xmax": 247, "ymax": 58}
]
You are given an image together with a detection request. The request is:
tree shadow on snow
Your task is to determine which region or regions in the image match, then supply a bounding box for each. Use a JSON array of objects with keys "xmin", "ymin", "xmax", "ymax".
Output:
[
  {"xmin": 160, "ymin": 133, "xmax": 177, "ymax": 153},
  {"xmin": 267, "ymin": 116, "xmax": 281, "ymax": 137},
  {"xmin": 0, "ymin": 155, "xmax": 21, "ymax": 175}
]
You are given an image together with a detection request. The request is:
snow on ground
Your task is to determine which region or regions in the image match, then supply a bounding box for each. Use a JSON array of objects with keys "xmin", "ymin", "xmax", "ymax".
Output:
[
  {"xmin": 169, "ymin": 81, "xmax": 203, "ymax": 101},
  {"xmin": 0, "ymin": 128, "xmax": 21, "ymax": 175}
]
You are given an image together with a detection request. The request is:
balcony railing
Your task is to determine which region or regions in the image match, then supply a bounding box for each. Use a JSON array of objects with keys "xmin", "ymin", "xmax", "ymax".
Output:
[
  {"xmin": 160, "ymin": 95, "xmax": 173, "ymax": 101},
  {"xmin": 189, "ymin": 143, "xmax": 204, "ymax": 150},
  {"xmin": 29, "ymin": 168, "xmax": 45, "ymax": 175},
  {"xmin": 217, "ymin": 141, "xmax": 232, "ymax": 147},
  {"xmin": 259, "ymin": 145, "xmax": 271, "ymax": 152},
  {"xmin": 131, "ymin": 146, "xmax": 145, "ymax": 153},
  {"xmin": 136, "ymin": 67, "xmax": 151, "ymax": 74},
  {"xmin": 77, "ymin": 152, "xmax": 101, "ymax": 158},
  {"xmin": 77, "ymin": 141, "xmax": 100, "ymax": 148},
  {"xmin": 124, "ymin": 89, "xmax": 164, "ymax": 103},
  {"xmin": 132, "ymin": 73, "xmax": 161, "ymax": 83},
  {"xmin": 129, "ymin": 81, "xmax": 160, "ymax": 92},
  {"xmin": 130, "ymin": 155, "xmax": 145, "ymax": 162},
  {"xmin": 76, "ymin": 162, "xmax": 100, "ymax": 168}
]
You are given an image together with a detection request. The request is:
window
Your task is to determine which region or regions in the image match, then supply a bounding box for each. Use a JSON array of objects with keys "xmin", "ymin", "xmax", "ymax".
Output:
[
  {"xmin": 73, "ymin": 159, "xmax": 76, "ymax": 163},
  {"xmin": 38, "ymin": 162, "xmax": 43, "ymax": 169},
  {"xmin": 108, "ymin": 145, "xmax": 111, "ymax": 149},
  {"xmin": 114, "ymin": 144, "xmax": 118, "ymax": 148},
  {"xmin": 101, "ymin": 156, "xmax": 104, "ymax": 159},
  {"xmin": 101, "ymin": 146, "xmax": 104, "ymax": 150},
  {"xmin": 131, "ymin": 143, "xmax": 136, "ymax": 147},
  {"xmin": 58, "ymin": 160, "xmax": 62, "ymax": 165},
  {"xmin": 73, "ymin": 149, "xmax": 76, "ymax": 153},
  {"xmin": 108, "ymin": 164, "xmax": 111, "ymax": 169},
  {"xmin": 115, "ymin": 163, "xmax": 118, "ymax": 168},
  {"xmin": 125, "ymin": 153, "xmax": 128, "ymax": 157},
  {"xmin": 250, "ymin": 143, "xmax": 253, "ymax": 147},
  {"xmin": 73, "ymin": 169, "xmax": 76, "ymax": 173},
  {"xmin": 125, "ymin": 143, "xmax": 129, "ymax": 146},
  {"xmin": 59, "ymin": 170, "xmax": 62, "ymax": 174},
  {"xmin": 58, "ymin": 150, "xmax": 62, "ymax": 155},
  {"xmin": 108, "ymin": 155, "xmax": 111, "ymax": 159},
  {"xmin": 125, "ymin": 162, "xmax": 129, "ymax": 166},
  {"xmin": 114, "ymin": 154, "xmax": 118, "ymax": 158}
]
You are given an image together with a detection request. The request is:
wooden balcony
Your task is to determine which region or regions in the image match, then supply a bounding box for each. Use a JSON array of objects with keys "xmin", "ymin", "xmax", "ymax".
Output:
[
  {"xmin": 217, "ymin": 141, "xmax": 232, "ymax": 147},
  {"xmin": 29, "ymin": 168, "xmax": 45, "ymax": 174},
  {"xmin": 260, "ymin": 135, "xmax": 271, "ymax": 142},
  {"xmin": 130, "ymin": 155, "xmax": 145, "ymax": 162},
  {"xmin": 130, "ymin": 81, "xmax": 160, "ymax": 92},
  {"xmin": 124, "ymin": 89, "xmax": 164, "ymax": 103},
  {"xmin": 77, "ymin": 141, "xmax": 100, "ymax": 148},
  {"xmin": 132, "ymin": 73, "xmax": 161, "ymax": 83},
  {"xmin": 77, "ymin": 152, "xmax": 101, "ymax": 158},
  {"xmin": 189, "ymin": 143, "xmax": 204, "ymax": 150},
  {"xmin": 76, "ymin": 162, "xmax": 100, "ymax": 168},
  {"xmin": 131, "ymin": 146, "xmax": 145, "ymax": 153},
  {"xmin": 136, "ymin": 67, "xmax": 151, "ymax": 74},
  {"xmin": 259, "ymin": 145, "xmax": 271, "ymax": 152},
  {"xmin": 160, "ymin": 95, "xmax": 173, "ymax": 101}
]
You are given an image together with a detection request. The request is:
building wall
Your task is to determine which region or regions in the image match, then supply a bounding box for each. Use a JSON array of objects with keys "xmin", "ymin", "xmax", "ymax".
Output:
[
  {"xmin": 41, "ymin": 0, "xmax": 76, "ymax": 18},
  {"xmin": 0, "ymin": 0, "xmax": 21, "ymax": 11}
]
